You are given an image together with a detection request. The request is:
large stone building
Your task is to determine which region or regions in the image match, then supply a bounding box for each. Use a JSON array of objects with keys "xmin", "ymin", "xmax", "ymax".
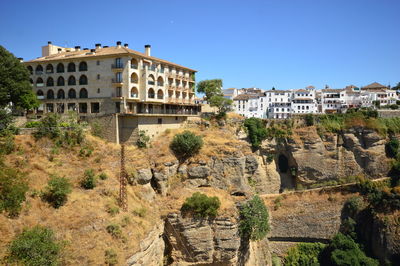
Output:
[{"xmin": 24, "ymin": 41, "xmax": 201, "ymax": 143}]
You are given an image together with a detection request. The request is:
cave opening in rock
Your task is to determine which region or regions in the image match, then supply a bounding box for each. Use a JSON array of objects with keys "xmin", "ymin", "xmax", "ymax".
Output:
[{"xmin": 278, "ymin": 154, "xmax": 289, "ymax": 173}]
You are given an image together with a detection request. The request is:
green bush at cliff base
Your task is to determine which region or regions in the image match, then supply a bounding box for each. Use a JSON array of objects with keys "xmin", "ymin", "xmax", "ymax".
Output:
[
  {"xmin": 320, "ymin": 233, "xmax": 378, "ymax": 266},
  {"xmin": 239, "ymin": 195, "xmax": 270, "ymax": 241},
  {"xmin": 170, "ymin": 130, "xmax": 203, "ymax": 160},
  {"xmin": 181, "ymin": 192, "xmax": 220, "ymax": 218},
  {"xmin": 80, "ymin": 169, "xmax": 97, "ymax": 189},
  {"xmin": 386, "ymin": 138, "xmax": 400, "ymax": 158},
  {"xmin": 7, "ymin": 226, "xmax": 62, "ymax": 266},
  {"xmin": 285, "ymin": 242, "xmax": 326, "ymax": 266}
]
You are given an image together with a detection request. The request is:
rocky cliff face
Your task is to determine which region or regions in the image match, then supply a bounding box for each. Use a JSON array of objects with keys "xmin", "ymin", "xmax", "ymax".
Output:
[{"xmin": 260, "ymin": 127, "xmax": 390, "ymax": 190}]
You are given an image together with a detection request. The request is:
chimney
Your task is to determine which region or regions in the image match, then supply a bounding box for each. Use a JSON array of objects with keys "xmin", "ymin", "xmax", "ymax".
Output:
[
  {"xmin": 116, "ymin": 41, "xmax": 122, "ymax": 48},
  {"xmin": 18, "ymin": 57, "xmax": 23, "ymax": 62},
  {"xmin": 103, "ymin": 45, "xmax": 109, "ymax": 48},
  {"xmin": 95, "ymin": 43, "xmax": 101, "ymax": 50},
  {"xmin": 48, "ymin": 41, "xmax": 52, "ymax": 45},
  {"xmin": 124, "ymin": 43, "xmax": 128, "ymax": 48},
  {"xmin": 57, "ymin": 48, "xmax": 62, "ymax": 53},
  {"xmin": 90, "ymin": 49, "xmax": 96, "ymax": 54},
  {"xmin": 145, "ymin": 44, "xmax": 151, "ymax": 56},
  {"xmin": 83, "ymin": 48, "xmax": 89, "ymax": 50},
  {"xmin": 75, "ymin": 46, "xmax": 81, "ymax": 51}
]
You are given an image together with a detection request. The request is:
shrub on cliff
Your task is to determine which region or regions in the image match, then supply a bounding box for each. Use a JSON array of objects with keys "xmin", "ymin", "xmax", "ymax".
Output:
[
  {"xmin": 7, "ymin": 226, "xmax": 62, "ymax": 266},
  {"xmin": 0, "ymin": 167, "xmax": 28, "ymax": 217},
  {"xmin": 239, "ymin": 195, "xmax": 270, "ymax": 241},
  {"xmin": 181, "ymin": 192, "xmax": 220, "ymax": 218},
  {"xmin": 285, "ymin": 242, "xmax": 325, "ymax": 266},
  {"xmin": 80, "ymin": 169, "xmax": 97, "ymax": 189},
  {"xmin": 243, "ymin": 117, "xmax": 267, "ymax": 148},
  {"xmin": 320, "ymin": 233, "xmax": 378, "ymax": 266},
  {"xmin": 41, "ymin": 175, "xmax": 72, "ymax": 208},
  {"xmin": 170, "ymin": 131, "xmax": 203, "ymax": 161},
  {"xmin": 386, "ymin": 138, "xmax": 399, "ymax": 158}
]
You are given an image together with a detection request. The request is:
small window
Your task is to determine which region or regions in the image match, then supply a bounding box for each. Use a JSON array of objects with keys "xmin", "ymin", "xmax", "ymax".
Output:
[
  {"xmin": 79, "ymin": 103, "xmax": 87, "ymax": 113},
  {"xmin": 158, "ymin": 118, "xmax": 162, "ymax": 124},
  {"xmin": 97, "ymin": 88, "xmax": 100, "ymax": 93},
  {"xmin": 91, "ymin": 102, "xmax": 100, "ymax": 113},
  {"xmin": 175, "ymin": 116, "xmax": 178, "ymax": 121},
  {"xmin": 97, "ymin": 74, "xmax": 100, "ymax": 80}
]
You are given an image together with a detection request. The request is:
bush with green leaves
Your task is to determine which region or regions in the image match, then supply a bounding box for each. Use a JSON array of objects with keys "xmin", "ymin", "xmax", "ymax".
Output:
[
  {"xmin": 386, "ymin": 138, "xmax": 399, "ymax": 158},
  {"xmin": 239, "ymin": 195, "xmax": 270, "ymax": 241},
  {"xmin": 243, "ymin": 118, "xmax": 267, "ymax": 148},
  {"xmin": 342, "ymin": 196, "xmax": 364, "ymax": 218},
  {"xmin": 106, "ymin": 224, "xmax": 123, "ymax": 239},
  {"xmin": 34, "ymin": 113, "xmax": 61, "ymax": 140},
  {"xmin": 181, "ymin": 192, "xmax": 220, "ymax": 218},
  {"xmin": 0, "ymin": 133, "xmax": 15, "ymax": 155},
  {"xmin": 136, "ymin": 130, "xmax": 150, "ymax": 148},
  {"xmin": 0, "ymin": 167, "xmax": 28, "ymax": 217},
  {"xmin": 80, "ymin": 169, "xmax": 97, "ymax": 189},
  {"xmin": 170, "ymin": 131, "xmax": 203, "ymax": 161},
  {"xmin": 41, "ymin": 175, "xmax": 72, "ymax": 208},
  {"xmin": 320, "ymin": 233, "xmax": 378, "ymax": 266},
  {"xmin": 285, "ymin": 242, "xmax": 326, "ymax": 266},
  {"xmin": 105, "ymin": 249, "xmax": 118, "ymax": 265},
  {"xmin": 304, "ymin": 114, "xmax": 314, "ymax": 126},
  {"xmin": 24, "ymin": 121, "xmax": 41, "ymax": 128},
  {"xmin": 7, "ymin": 226, "xmax": 62, "ymax": 266}
]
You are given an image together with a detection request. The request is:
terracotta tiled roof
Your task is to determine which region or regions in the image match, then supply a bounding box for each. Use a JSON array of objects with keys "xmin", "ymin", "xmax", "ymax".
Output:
[
  {"xmin": 25, "ymin": 46, "xmax": 196, "ymax": 71},
  {"xmin": 362, "ymin": 82, "xmax": 386, "ymax": 89},
  {"xmin": 321, "ymin": 89, "xmax": 344, "ymax": 93},
  {"xmin": 233, "ymin": 94, "xmax": 259, "ymax": 100},
  {"xmin": 305, "ymin": 85, "xmax": 315, "ymax": 89}
]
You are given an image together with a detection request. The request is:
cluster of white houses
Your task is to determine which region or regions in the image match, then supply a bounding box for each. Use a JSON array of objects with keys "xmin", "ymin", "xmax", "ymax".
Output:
[
  {"xmin": 229, "ymin": 83, "xmax": 398, "ymax": 119},
  {"xmin": 23, "ymin": 41, "xmax": 201, "ymax": 143}
]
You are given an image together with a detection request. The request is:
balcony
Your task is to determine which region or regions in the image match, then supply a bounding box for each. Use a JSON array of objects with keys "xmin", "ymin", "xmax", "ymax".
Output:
[
  {"xmin": 111, "ymin": 78, "xmax": 123, "ymax": 86},
  {"xmin": 148, "ymin": 81, "xmax": 155, "ymax": 85},
  {"xmin": 35, "ymin": 71, "xmax": 43, "ymax": 75},
  {"xmin": 130, "ymin": 64, "xmax": 138, "ymax": 69},
  {"xmin": 131, "ymin": 79, "xmax": 138, "ymax": 84},
  {"xmin": 36, "ymin": 83, "xmax": 44, "ymax": 87},
  {"xmin": 111, "ymin": 64, "xmax": 124, "ymax": 70},
  {"xmin": 37, "ymin": 95, "xmax": 45, "ymax": 100}
]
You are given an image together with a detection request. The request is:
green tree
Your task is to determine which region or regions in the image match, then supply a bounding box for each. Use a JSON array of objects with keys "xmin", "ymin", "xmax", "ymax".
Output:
[
  {"xmin": 41, "ymin": 175, "xmax": 72, "ymax": 208},
  {"xmin": 7, "ymin": 226, "xmax": 62, "ymax": 266},
  {"xmin": 285, "ymin": 242, "xmax": 325, "ymax": 266},
  {"xmin": 239, "ymin": 195, "xmax": 270, "ymax": 241},
  {"xmin": 196, "ymin": 79, "xmax": 223, "ymax": 100},
  {"xmin": 0, "ymin": 109, "xmax": 14, "ymax": 132},
  {"xmin": 170, "ymin": 130, "xmax": 203, "ymax": 161},
  {"xmin": 243, "ymin": 118, "xmax": 267, "ymax": 148},
  {"xmin": 320, "ymin": 233, "xmax": 378, "ymax": 266},
  {"xmin": 0, "ymin": 46, "xmax": 39, "ymax": 110},
  {"xmin": 181, "ymin": 192, "xmax": 221, "ymax": 218},
  {"xmin": 208, "ymin": 95, "xmax": 233, "ymax": 116}
]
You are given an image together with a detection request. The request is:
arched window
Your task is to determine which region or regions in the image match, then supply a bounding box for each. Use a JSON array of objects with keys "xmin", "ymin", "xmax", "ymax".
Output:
[
  {"xmin": 45, "ymin": 64, "xmax": 53, "ymax": 74},
  {"xmin": 168, "ymin": 90, "xmax": 174, "ymax": 98},
  {"xmin": 27, "ymin": 66, "xmax": 33, "ymax": 74},
  {"xmin": 67, "ymin": 62, "xmax": 75, "ymax": 72},
  {"xmin": 148, "ymin": 74, "xmax": 155, "ymax": 85},
  {"xmin": 46, "ymin": 77, "xmax": 54, "ymax": 87},
  {"xmin": 56, "ymin": 63, "xmax": 64, "ymax": 73},
  {"xmin": 36, "ymin": 77, "xmax": 44, "ymax": 86},
  {"xmin": 157, "ymin": 76, "xmax": 164, "ymax": 86},
  {"xmin": 131, "ymin": 73, "xmax": 138, "ymax": 83},
  {"xmin": 79, "ymin": 61, "xmax": 87, "ymax": 71},
  {"xmin": 130, "ymin": 87, "xmax": 138, "ymax": 98},
  {"xmin": 157, "ymin": 89, "xmax": 164, "ymax": 99},
  {"xmin": 148, "ymin": 88, "xmax": 155, "ymax": 98},
  {"xmin": 68, "ymin": 76, "xmax": 76, "ymax": 85},
  {"xmin": 47, "ymin": 89, "xmax": 54, "ymax": 99},
  {"xmin": 57, "ymin": 76, "xmax": 65, "ymax": 86},
  {"xmin": 37, "ymin": 90, "xmax": 44, "ymax": 96},
  {"xmin": 68, "ymin": 89, "xmax": 76, "ymax": 99},
  {"xmin": 79, "ymin": 75, "xmax": 88, "ymax": 85},
  {"xmin": 35, "ymin": 65, "xmax": 43, "ymax": 75},
  {"xmin": 79, "ymin": 88, "xmax": 88, "ymax": 98},
  {"xmin": 57, "ymin": 89, "xmax": 65, "ymax": 99}
]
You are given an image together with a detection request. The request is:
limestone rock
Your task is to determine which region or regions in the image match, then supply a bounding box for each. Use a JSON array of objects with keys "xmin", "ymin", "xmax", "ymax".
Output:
[
  {"xmin": 188, "ymin": 166, "xmax": 210, "ymax": 179},
  {"xmin": 137, "ymin": 169, "xmax": 153, "ymax": 184}
]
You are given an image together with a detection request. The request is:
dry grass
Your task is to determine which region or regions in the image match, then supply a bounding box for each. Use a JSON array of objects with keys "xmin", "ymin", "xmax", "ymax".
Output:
[
  {"xmin": 0, "ymin": 135, "xmax": 158, "ymax": 265},
  {"xmin": 148, "ymin": 124, "xmax": 252, "ymax": 170}
]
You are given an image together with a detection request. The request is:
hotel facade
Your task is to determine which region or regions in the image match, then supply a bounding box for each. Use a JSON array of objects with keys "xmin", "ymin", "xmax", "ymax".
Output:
[{"xmin": 24, "ymin": 41, "xmax": 201, "ymax": 143}]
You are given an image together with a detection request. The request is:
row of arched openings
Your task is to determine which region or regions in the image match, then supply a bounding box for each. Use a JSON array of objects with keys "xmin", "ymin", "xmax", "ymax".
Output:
[
  {"xmin": 33, "ymin": 75, "xmax": 88, "ymax": 86},
  {"xmin": 27, "ymin": 62, "xmax": 88, "ymax": 74},
  {"xmin": 36, "ymin": 88, "xmax": 88, "ymax": 99}
]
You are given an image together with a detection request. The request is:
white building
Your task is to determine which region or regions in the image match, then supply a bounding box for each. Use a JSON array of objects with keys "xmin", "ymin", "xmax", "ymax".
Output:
[
  {"xmin": 233, "ymin": 93, "xmax": 265, "ymax": 118},
  {"xmin": 291, "ymin": 87, "xmax": 318, "ymax": 114},
  {"xmin": 264, "ymin": 90, "xmax": 292, "ymax": 119},
  {"xmin": 321, "ymin": 88, "xmax": 345, "ymax": 113}
]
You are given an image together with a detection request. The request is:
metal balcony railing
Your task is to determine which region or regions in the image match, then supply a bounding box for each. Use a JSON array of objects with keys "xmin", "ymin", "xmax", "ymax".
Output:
[
  {"xmin": 112, "ymin": 78, "xmax": 123, "ymax": 83},
  {"xmin": 111, "ymin": 63, "xmax": 124, "ymax": 69}
]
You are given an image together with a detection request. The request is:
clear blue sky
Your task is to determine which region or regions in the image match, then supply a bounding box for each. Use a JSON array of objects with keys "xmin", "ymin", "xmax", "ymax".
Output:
[{"xmin": 1, "ymin": 0, "xmax": 399, "ymax": 90}]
